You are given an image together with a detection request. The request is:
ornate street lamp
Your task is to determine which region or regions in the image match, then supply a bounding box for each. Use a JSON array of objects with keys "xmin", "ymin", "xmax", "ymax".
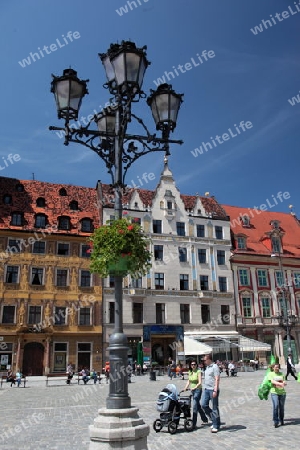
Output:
[{"xmin": 49, "ymin": 40, "xmax": 183, "ymax": 449}]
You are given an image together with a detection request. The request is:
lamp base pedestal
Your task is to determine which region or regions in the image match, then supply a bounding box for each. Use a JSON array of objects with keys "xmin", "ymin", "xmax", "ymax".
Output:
[{"xmin": 89, "ymin": 407, "xmax": 149, "ymax": 450}]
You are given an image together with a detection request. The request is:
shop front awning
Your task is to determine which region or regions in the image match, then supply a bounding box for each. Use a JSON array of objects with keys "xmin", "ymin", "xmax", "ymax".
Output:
[
  {"xmin": 178, "ymin": 336, "xmax": 212, "ymax": 356},
  {"xmin": 184, "ymin": 332, "xmax": 271, "ymax": 353}
]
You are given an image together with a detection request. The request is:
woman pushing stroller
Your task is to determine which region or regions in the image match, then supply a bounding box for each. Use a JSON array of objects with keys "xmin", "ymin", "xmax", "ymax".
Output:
[{"xmin": 184, "ymin": 360, "xmax": 209, "ymax": 429}]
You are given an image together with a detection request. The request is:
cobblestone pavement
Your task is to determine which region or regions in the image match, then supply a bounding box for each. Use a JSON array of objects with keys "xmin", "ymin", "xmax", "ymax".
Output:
[{"xmin": 0, "ymin": 370, "xmax": 300, "ymax": 450}]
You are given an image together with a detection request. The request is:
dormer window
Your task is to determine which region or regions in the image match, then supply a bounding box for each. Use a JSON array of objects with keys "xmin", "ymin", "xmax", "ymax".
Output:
[
  {"xmin": 15, "ymin": 183, "xmax": 24, "ymax": 192},
  {"xmin": 36, "ymin": 197, "xmax": 45, "ymax": 207},
  {"xmin": 167, "ymin": 201, "xmax": 172, "ymax": 210},
  {"xmin": 81, "ymin": 218, "xmax": 93, "ymax": 232},
  {"xmin": 69, "ymin": 200, "xmax": 79, "ymax": 211},
  {"xmin": 3, "ymin": 194, "xmax": 12, "ymax": 205},
  {"xmin": 241, "ymin": 215, "xmax": 250, "ymax": 227},
  {"xmin": 59, "ymin": 188, "xmax": 67, "ymax": 196},
  {"xmin": 134, "ymin": 202, "xmax": 138, "ymax": 209},
  {"xmin": 271, "ymin": 236, "xmax": 281, "ymax": 253},
  {"xmin": 237, "ymin": 236, "xmax": 246, "ymax": 249},
  {"xmin": 271, "ymin": 220, "xmax": 280, "ymax": 230},
  {"xmin": 11, "ymin": 212, "xmax": 23, "ymax": 226},
  {"xmin": 58, "ymin": 216, "xmax": 71, "ymax": 230},
  {"xmin": 197, "ymin": 209, "xmax": 202, "ymax": 215}
]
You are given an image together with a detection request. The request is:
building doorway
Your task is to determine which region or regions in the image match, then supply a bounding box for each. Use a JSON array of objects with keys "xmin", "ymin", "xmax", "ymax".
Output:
[{"xmin": 22, "ymin": 342, "xmax": 44, "ymax": 375}]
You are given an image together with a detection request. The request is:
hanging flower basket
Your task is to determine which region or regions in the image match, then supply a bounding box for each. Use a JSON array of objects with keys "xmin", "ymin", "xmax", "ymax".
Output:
[{"xmin": 88, "ymin": 216, "xmax": 152, "ymax": 278}]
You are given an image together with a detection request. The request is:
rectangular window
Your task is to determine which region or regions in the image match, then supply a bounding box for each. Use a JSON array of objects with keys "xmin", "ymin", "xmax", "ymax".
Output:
[
  {"xmin": 201, "ymin": 305, "xmax": 210, "ymax": 324},
  {"xmin": 7, "ymin": 239, "xmax": 21, "ymax": 253},
  {"xmin": 219, "ymin": 277, "xmax": 227, "ymax": 292},
  {"xmin": 11, "ymin": 213, "xmax": 22, "ymax": 226},
  {"xmin": 242, "ymin": 298, "xmax": 252, "ymax": 318},
  {"xmin": 133, "ymin": 303, "xmax": 143, "ymax": 323},
  {"xmin": 31, "ymin": 268, "xmax": 44, "ymax": 285},
  {"xmin": 154, "ymin": 245, "xmax": 163, "ymax": 261},
  {"xmin": 275, "ymin": 271, "xmax": 284, "ymax": 287},
  {"xmin": 2, "ymin": 305, "xmax": 15, "ymax": 324},
  {"xmin": 198, "ymin": 249, "xmax": 206, "ymax": 264},
  {"xmin": 176, "ymin": 222, "xmax": 185, "ymax": 236},
  {"xmin": 200, "ymin": 275, "xmax": 209, "ymax": 290},
  {"xmin": 77, "ymin": 342, "xmax": 91, "ymax": 369},
  {"xmin": 153, "ymin": 220, "xmax": 162, "ymax": 234},
  {"xmin": 32, "ymin": 241, "xmax": 46, "ymax": 254},
  {"xmin": 221, "ymin": 305, "xmax": 230, "ymax": 324},
  {"xmin": 293, "ymin": 273, "xmax": 300, "ymax": 287},
  {"xmin": 54, "ymin": 307, "xmax": 66, "ymax": 325},
  {"xmin": 57, "ymin": 243, "xmax": 69, "ymax": 256},
  {"xmin": 261, "ymin": 298, "xmax": 271, "ymax": 318},
  {"xmin": 35, "ymin": 215, "xmax": 46, "ymax": 228},
  {"xmin": 180, "ymin": 304, "xmax": 190, "ymax": 324},
  {"xmin": 238, "ymin": 269, "xmax": 249, "ymax": 286},
  {"xmin": 180, "ymin": 274, "xmax": 189, "ymax": 290},
  {"xmin": 79, "ymin": 307, "xmax": 91, "ymax": 325},
  {"xmin": 80, "ymin": 270, "xmax": 91, "ymax": 287},
  {"xmin": 237, "ymin": 237, "xmax": 246, "ymax": 249},
  {"xmin": 109, "ymin": 302, "xmax": 115, "ymax": 324},
  {"xmin": 109, "ymin": 276, "xmax": 115, "ymax": 288},
  {"xmin": 217, "ymin": 250, "xmax": 225, "ymax": 265},
  {"xmin": 28, "ymin": 306, "xmax": 41, "ymax": 324},
  {"xmin": 215, "ymin": 226, "xmax": 223, "ymax": 239},
  {"xmin": 155, "ymin": 273, "xmax": 164, "ymax": 290},
  {"xmin": 5, "ymin": 266, "xmax": 19, "ymax": 283},
  {"xmin": 257, "ymin": 270, "xmax": 268, "ymax": 287},
  {"xmin": 179, "ymin": 247, "xmax": 187, "ymax": 262},
  {"xmin": 132, "ymin": 277, "xmax": 142, "ymax": 288},
  {"xmin": 196, "ymin": 224, "xmax": 205, "ymax": 238},
  {"xmin": 81, "ymin": 244, "xmax": 91, "ymax": 258},
  {"xmin": 56, "ymin": 269, "xmax": 68, "ymax": 287},
  {"xmin": 53, "ymin": 342, "xmax": 67, "ymax": 372},
  {"xmin": 156, "ymin": 303, "xmax": 165, "ymax": 324},
  {"xmin": 167, "ymin": 201, "xmax": 172, "ymax": 210}
]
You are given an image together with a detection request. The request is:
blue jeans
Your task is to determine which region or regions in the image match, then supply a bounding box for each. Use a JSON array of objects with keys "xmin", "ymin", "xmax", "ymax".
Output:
[
  {"xmin": 201, "ymin": 388, "xmax": 220, "ymax": 430},
  {"xmin": 271, "ymin": 393, "xmax": 286, "ymax": 424},
  {"xmin": 192, "ymin": 388, "xmax": 208, "ymax": 426}
]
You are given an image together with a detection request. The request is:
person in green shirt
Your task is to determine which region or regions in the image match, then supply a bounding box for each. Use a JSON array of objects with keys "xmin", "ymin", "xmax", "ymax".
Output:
[
  {"xmin": 184, "ymin": 359, "xmax": 208, "ymax": 429},
  {"xmin": 267, "ymin": 363, "xmax": 287, "ymax": 428}
]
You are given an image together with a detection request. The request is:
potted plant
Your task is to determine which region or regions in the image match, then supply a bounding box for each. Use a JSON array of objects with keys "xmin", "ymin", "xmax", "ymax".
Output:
[{"xmin": 88, "ymin": 214, "xmax": 152, "ymax": 278}]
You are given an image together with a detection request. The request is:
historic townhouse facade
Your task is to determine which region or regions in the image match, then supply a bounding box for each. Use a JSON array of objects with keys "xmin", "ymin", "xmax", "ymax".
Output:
[
  {"xmin": 223, "ymin": 204, "xmax": 300, "ymax": 365},
  {"xmin": 99, "ymin": 162, "xmax": 236, "ymax": 365},
  {"xmin": 0, "ymin": 177, "xmax": 102, "ymax": 375}
]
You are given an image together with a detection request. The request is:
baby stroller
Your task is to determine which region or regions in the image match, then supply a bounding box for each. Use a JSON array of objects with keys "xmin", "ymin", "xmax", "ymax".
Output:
[{"xmin": 153, "ymin": 384, "xmax": 193, "ymax": 434}]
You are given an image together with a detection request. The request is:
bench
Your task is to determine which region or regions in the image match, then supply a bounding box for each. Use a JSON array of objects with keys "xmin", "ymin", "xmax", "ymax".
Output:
[
  {"xmin": 46, "ymin": 373, "xmax": 68, "ymax": 386},
  {"xmin": 77, "ymin": 372, "xmax": 102, "ymax": 384},
  {"xmin": 1, "ymin": 375, "xmax": 26, "ymax": 388}
]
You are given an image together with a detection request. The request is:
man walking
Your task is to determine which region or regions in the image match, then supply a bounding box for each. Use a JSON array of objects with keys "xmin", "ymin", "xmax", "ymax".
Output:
[
  {"xmin": 201, "ymin": 354, "xmax": 221, "ymax": 433},
  {"xmin": 286, "ymin": 353, "xmax": 297, "ymax": 381}
]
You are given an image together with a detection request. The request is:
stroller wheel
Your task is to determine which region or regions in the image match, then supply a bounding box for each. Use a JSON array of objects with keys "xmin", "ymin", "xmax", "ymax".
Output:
[
  {"xmin": 168, "ymin": 421, "xmax": 177, "ymax": 434},
  {"xmin": 184, "ymin": 419, "xmax": 194, "ymax": 432},
  {"xmin": 153, "ymin": 419, "xmax": 163, "ymax": 433}
]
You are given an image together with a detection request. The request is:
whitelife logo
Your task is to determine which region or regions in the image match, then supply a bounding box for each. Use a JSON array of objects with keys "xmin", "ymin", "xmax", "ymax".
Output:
[
  {"xmin": 18, "ymin": 31, "xmax": 81, "ymax": 68},
  {"xmin": 288, "ymin": 90, "xmax": 300, "ymax": 106},
  {"xmin": 250, "ymin": 2, "xmax": 300, "ymax": 35}
]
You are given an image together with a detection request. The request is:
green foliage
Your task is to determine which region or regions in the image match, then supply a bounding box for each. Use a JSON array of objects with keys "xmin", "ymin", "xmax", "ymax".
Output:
[{"xmin": 89, "ymin": 216, "xmax": 152, "ymax": 278}]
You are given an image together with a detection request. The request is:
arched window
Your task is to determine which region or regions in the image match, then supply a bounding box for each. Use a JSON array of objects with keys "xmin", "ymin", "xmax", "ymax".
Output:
[
  {"xmin": 59, "ymin": 188, "xmax": 67, "ymax": 196},
  {"xmin": 81, "ymin": 218, "xmax": 93, "ymax": 232},
  {"xmin": 11, "ymin": 212, "xmax": 23, "ymax": 226},
  {"xmin": 3, "ymin": 194, "xmax": 12, "ymax": 205},
  {"xmin": 36, "ymin": 197, "xmax": 45, "ymax": 207},
  {"xmin": 35, "ymin": 214, "xmax": 47, "ymax": 228},
  {"xmin": 69, "ymin": 200, "xmax": 79, "ymax": 211},
  {"xmin": 58, "ymin": 216, "xmax": 71, "ymax": 230}
]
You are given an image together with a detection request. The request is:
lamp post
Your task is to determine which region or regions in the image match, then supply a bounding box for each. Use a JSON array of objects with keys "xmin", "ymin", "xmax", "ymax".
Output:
[
  {"xmin": 271, "ymin": 252, "xmax": 299, "ymax": 356},
  {"xmin": 49, "ymin": 40, "xmax": 183, "ymax": 448}
]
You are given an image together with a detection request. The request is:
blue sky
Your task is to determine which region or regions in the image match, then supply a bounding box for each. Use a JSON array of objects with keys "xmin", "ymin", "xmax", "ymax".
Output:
[{"xmin": 1, "ymin": 0, "xmax": 300, "ymax": 215}]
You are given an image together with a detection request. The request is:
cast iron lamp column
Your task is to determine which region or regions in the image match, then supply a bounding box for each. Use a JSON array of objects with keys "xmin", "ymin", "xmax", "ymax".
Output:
[{"xmin": 49, "ymin": 41, "xmax": 183, "ymax": 412}]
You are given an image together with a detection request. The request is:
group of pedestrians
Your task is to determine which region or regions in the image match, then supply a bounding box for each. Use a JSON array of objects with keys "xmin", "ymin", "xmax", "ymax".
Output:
[
  {"xmin": 6, "ymin": 369, "xmax": 22, "ymax": 387},
  {"xmin": 184, "ymin": 354, "xmax": 221, "ymax": 433}
]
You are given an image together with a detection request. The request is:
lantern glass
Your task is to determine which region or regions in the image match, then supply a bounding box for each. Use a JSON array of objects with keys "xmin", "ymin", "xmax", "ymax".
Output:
[{"xmin": 96, "ymin": 110, "xmax": 116, "ymax": 135}]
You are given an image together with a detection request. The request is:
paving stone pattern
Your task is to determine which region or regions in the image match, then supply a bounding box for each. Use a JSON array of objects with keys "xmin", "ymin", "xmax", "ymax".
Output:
[{"xmin": 0, "ymin": 370, "xmax": 299, "ymax": 450}]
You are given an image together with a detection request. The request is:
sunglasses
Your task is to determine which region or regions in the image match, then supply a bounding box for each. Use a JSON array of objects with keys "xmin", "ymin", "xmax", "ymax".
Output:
[{"xmin": 191, "ymin": 363, "xmax": 196, "ymax": 366}]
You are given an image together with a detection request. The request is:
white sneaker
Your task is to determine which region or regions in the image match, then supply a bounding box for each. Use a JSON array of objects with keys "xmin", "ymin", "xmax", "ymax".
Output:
[
  {"xmin": 210, "ymin": 425, "xmax": 214, "ymax": 429},
  {"xmin": 211, "ymin": 428, "xmax": 218, "ymax": 433}
]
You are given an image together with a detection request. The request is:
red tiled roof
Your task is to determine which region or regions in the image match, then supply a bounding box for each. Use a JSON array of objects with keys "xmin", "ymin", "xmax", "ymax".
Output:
[
  {"xmin": 0, "ymin": 177, "xmax": 100, "ymax": 234},
  {"xmin": 222, "ymin": 204, "xmax": 300, "ymax": 258},
  {"xmin": 100, "ymin": 184, "xmax": 228, "ymax": 218}
]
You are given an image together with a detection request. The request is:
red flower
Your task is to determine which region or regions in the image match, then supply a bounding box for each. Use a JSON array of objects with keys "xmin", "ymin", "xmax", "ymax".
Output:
[
  {"xmin": 118, "ymin": 229, "xmax": 124, "ymax": 234},
  {"xmin": 127, "ymin": 225, "xmax": 134, "ymax": 231},
  {"xmin": 123, "ymin": 211, "xmax": 128, "ymax": 215}
]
